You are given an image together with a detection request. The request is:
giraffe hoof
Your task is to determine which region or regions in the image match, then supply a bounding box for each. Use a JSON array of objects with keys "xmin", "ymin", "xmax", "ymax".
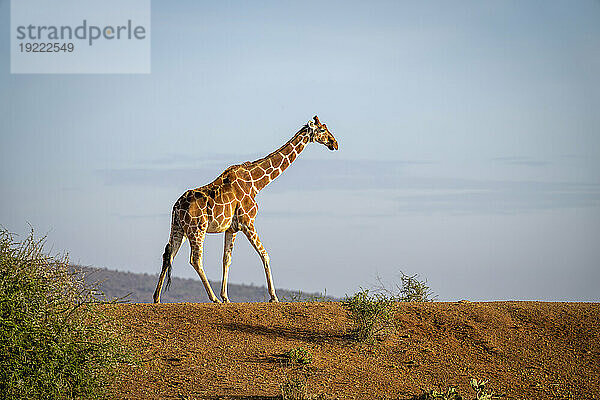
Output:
[
  {"xmin": 222, "ymin": 298, "xmax": 231, "ymax": 303},
  {"xmin": 269, "ymin": 297, "xmax": 279, "ymax": 303},
  {"xmin": 212, "ymin": 298, "xmax": 222, "ymax": 304}
]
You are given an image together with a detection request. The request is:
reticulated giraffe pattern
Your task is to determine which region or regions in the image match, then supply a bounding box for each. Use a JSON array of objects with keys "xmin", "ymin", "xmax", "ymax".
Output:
[{"xmin": 153, "ymin": 116, "xmax": 338, "ymax": 303}]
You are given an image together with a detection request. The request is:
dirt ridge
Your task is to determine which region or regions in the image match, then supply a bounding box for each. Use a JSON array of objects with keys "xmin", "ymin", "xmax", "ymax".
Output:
[{"xmin": 110, "ymin": 301, "xmax": 600, "ymax": 399}]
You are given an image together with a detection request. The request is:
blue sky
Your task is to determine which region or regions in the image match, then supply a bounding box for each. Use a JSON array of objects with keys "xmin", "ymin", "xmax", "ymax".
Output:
[{"xmin": 1, "ymin": 0, "xmax": 599, "ymax": 300}]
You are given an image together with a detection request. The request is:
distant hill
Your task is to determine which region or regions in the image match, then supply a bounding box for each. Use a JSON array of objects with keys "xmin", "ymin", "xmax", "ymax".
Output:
[{"xmin": 76, "ymin": 266, "xmax": 334, "ymax": 303}]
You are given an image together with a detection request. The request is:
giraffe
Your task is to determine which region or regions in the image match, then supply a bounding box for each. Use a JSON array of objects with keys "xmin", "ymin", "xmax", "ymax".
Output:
[{"xmin": 153, "ymin": 116, "xmax": 338, "ymax": 304}]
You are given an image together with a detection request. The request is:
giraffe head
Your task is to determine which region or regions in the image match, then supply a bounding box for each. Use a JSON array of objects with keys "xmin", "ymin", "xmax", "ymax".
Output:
[{"xmin": 308, "ymin": 115, "xmax": 338, "ymax": 151}]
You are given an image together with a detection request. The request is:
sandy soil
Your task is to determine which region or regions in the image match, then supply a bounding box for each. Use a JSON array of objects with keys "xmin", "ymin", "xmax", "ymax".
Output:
[{"xmin": 106, "ymin": 301, "xmax": 600, "ymax": 399}]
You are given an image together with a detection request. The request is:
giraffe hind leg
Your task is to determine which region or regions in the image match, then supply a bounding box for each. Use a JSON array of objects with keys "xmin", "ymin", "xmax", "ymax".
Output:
[
  {"xmin": 188, "ymin": 229, "xmax": 221, "ymax": 303},
  {"xmin": 221, "ymin": 229, "xmax": 237, "ymax": 303},
  {"xmin": 153, "ymin": 223, "xmax": 185, "ymax": 303}
]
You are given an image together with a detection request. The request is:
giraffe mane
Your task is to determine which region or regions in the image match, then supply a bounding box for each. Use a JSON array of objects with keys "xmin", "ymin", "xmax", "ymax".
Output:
[{"xmin": 249, "ymin": 123, "xmax": 310, "ymax": 166}]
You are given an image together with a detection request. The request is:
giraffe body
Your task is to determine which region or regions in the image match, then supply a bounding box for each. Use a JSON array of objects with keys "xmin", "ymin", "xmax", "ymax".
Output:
[{"xmin": 153, "ymin": 116, "xmax": 338, "ymax": 303}]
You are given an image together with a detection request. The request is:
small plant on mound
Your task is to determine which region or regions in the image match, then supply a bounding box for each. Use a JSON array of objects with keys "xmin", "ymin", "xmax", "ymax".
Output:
[
  {"xmin": 0, "ymin": 229, "xmax": 131, "ymax": 399},
  {"xmin": 376, "ymin": 271, "xmax": 436, "ymax": 302},
  {"xmin": 395, "ymin": 271, "xmax": 436, "ymax": 302},
  {"xmin": 420, "ymin": 379, "xmax": 500, "ymax": 400},
  {"xmin": 469, "ymin": 379, "xmax": 499, "ymax": 400},
  {"xmin": 426, "ymin": 386, "xmax": 462, "ymax": 400},
  {"xmin": 284, "ymin": 347, "xmax": 313, "ymax": 365},
  {"xmin": 282, "ymin": 289, "xmax": 332, "ymax": 302},
  {"xmin": 342, "ymin": 288, "xmax": 396, "ymax": 343}
]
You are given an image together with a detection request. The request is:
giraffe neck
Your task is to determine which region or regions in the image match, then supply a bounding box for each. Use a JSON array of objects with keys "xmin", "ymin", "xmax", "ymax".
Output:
[{"xmin": 248, "ymin": 125, "xmax": 311, "ymax": 193}]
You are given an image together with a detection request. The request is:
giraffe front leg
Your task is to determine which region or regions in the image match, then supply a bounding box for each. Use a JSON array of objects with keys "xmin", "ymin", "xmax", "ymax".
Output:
[
  {"xmin": 241, "ymin": 224, "xmax": 278, "ymax": 303},
  {"xmin": 189, "ymin": 231, "xmax": 221, "ymax": 303},
  {"xmin": 221, "ymin": 230, "xmax": 237, "ymax": 303}
]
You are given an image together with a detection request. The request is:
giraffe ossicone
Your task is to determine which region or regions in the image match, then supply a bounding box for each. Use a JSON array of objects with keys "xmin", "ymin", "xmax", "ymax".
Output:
[{"xmin": 153, "ymin": 116, "xmax": 338, "ymax": 304}]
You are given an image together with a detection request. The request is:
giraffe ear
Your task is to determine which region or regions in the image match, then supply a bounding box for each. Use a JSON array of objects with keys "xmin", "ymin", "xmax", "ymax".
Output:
[{"xmin": 313, "ymin": 115, "xmax": 321, "ymax": 125}]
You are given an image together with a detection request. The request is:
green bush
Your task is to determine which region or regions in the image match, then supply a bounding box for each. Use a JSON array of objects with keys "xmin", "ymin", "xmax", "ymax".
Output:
[
  {"xmin": 342, "ymin": 289, "xmax": 396, "ymax": 343},
  {"xmin": 396, "ymin": 272, "xmax": 436, "ymax": 302},
  {"xmin": 284, "ymin": 347, "xmax": 313, "ymax": 365},
  {"xmin": 377, "ymin": 271, "xmax": 436, "ymax": 302},
  {"xmin": 0, "ymin": 229, "xmax": 130, "ymax": 399}
]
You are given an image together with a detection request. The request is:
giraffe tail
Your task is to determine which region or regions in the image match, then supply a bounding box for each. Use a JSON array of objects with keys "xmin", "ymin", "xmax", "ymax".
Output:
[
  {"xmin": 163, "ymin": 242, "xmax": 173, "ymax": 289},
  {"xmin": 163, "ymin": 209, "xmax": 184, "ymax": 290}
]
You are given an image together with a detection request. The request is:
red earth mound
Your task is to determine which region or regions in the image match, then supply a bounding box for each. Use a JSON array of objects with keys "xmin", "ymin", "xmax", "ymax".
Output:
[{"xmin": 107, "ymin": 301, "xmax": 599, "ymax": 399}]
